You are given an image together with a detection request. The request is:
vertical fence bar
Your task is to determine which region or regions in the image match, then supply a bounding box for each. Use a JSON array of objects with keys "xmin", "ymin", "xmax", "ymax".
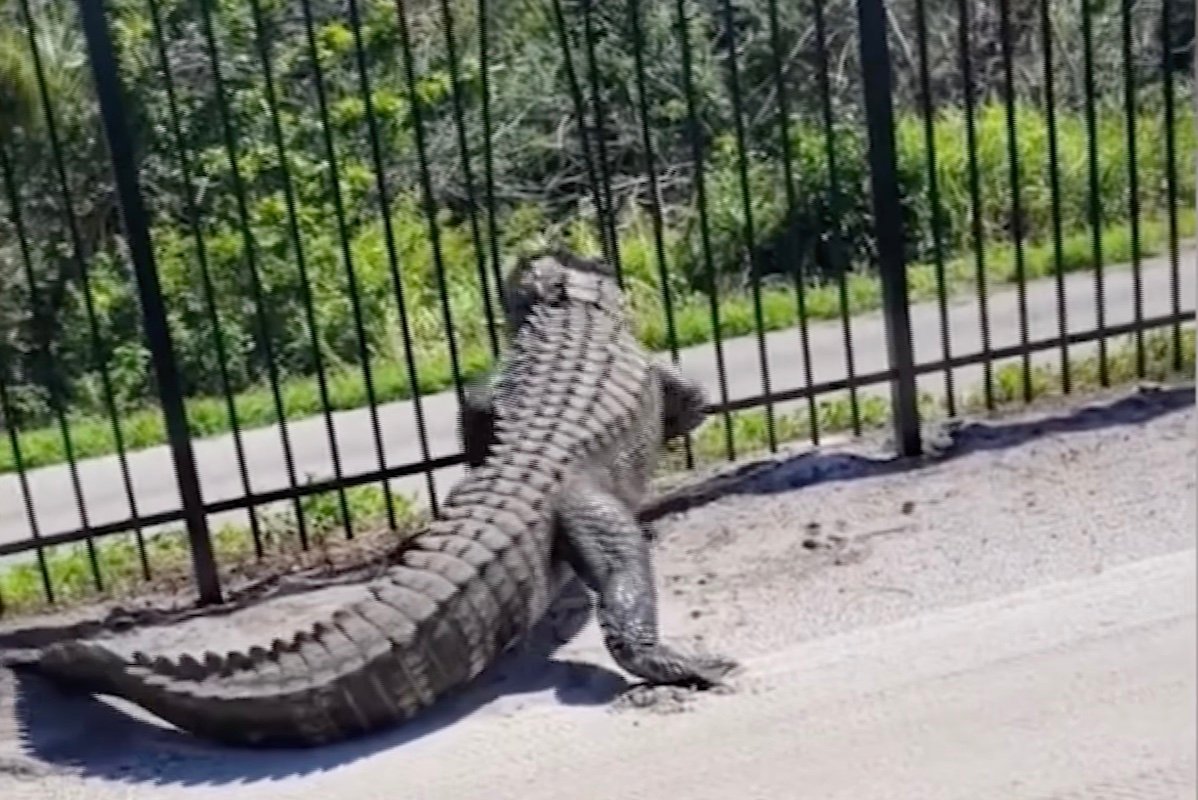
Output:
[
  {"xmin": 1080, "ymin": 0, "xmax": 1109, "ymax": 387},
  {"xmin": 997, "ymin": 0, "xmax": 1032, "ymax": 403},
  {"xmin": 957, "ymin": 0, "xmax": 993, "ymax": 410},
  {"xmin": 1160, "ymin": 0, "xmax": 1183, "ymax": 370},
  {"xmin": 718, "ymin": 0, "xmax": 777, "ymax": 453},
  {"xmin": 1038, "ymin": 0, "xmax": 1071, "ymax": 394},
  {"xmin": 765, "ymin": 0, "xmax": 820, "ymax": 446},
  {"xmin": 1119, "ymin": 0, "xmax": 1144, "ymax": 377},
  {"xmin": 0, "ymin": 360, "xmax": 53, "ymax": 604},
  {"xmin": 345, "ymin": 0, "xmax": 441, "ymax": 514},
  {"xmin": 300, "ymin": 0, "xmax": 397, "ymax": 536},
  {"xmin": 675, "ymin": 0, "xmax": 736, "ymax": 461},
  {"xmin": 580, "ymin": 0, "xmax": 624, "ymax": 284},
  {"xmin": 549, "ymin": 0, "xmax": 618, "ymax": 274},
  {"xmin": 437, "ymin": 0, "xmax": 501, "ymax": 360},
  {"xmin": 147, "ymin": 0, "xmax": 267, "ymax": 555},
  {"xmin": 855, "ymin": 0, "xmax": 920, "ymax": 456},
  {"xmin": 23, "ymin": 0, "xmax": 143, "ymax": 590},
  {"xmin": 0, "ymin": 135, "xmax": 96, "ymax": 593},
  {"xmin": 813, "ymin": 0, "xmax": 861, "ymax": 436},
  {"xmin": 244, "ymin": 0, "xmax": 353, "ymax": 537},
  {"xmin": 197, "ymin": 0, "xmax": 310, "ymax": 551},
  {"xmin": 628, "ymin": 0, "xmax": 695, "ymax": 469},
  {"xmin": 477, "ymin": 0, "xmax": 507, "ymax": 313},
  {"xmin": 914, "ymin": 0, "xmax": 956, "ymax": 417},
  {"xmin": 394, "ymin": 0, "xmax": 469, "ymax": 411},
  {"xmin": 76, "ymin": 0, "xmax": 221, "ymax": 604}
]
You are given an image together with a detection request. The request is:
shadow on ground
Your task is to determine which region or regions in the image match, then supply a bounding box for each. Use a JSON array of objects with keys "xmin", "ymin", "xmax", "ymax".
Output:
[
  {"xmin": 643, "ymin": 384, "xmax": 1194, "ymax": 521},
  {"xmin": 5, "ymin": 575, "xmax": 628, "ymax": 787},
  {"xmin": 1, "ymin": 383, "xmax": 1191, "ymax": 787}
]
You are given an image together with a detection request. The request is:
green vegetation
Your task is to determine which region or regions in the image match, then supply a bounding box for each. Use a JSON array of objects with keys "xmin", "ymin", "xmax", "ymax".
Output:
[
  {"xmin": 2, "ymin": 326, "xmax": 1192, "ymax": 616},
  {"xmin": 0, "ymin": 110, "xmax": 1192, "ymax": 473},
  {"xmin": 1, "ymin": 0, "xmax": 1194, "ymax": 473}
]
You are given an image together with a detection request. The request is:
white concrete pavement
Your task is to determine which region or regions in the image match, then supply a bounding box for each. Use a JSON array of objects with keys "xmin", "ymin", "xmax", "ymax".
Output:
[
  {"xmin": 236, "ymin": 551, "xmax": 1194, "ymax": 800},
  {"xmin": 0, "ymin": 249, "xmax": 1193, "ymax": 549}
]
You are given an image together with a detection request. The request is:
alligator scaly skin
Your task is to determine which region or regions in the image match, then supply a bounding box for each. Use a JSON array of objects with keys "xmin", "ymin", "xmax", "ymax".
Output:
[{"xmin": 18, "ymin": 250, "xmax": 735, "ymax": 747}]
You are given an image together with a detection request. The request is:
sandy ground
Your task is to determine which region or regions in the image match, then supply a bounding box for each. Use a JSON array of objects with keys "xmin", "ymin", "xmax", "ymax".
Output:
[{"xmin": 0, "ymin": 385, "xmax": 1194, "ymax": 799}]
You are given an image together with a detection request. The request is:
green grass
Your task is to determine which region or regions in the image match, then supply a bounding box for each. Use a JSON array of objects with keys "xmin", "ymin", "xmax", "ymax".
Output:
[
  {"xmin": 1, "ymin": 323, "xmax": 1192, "ymax": 616},
  {"xmin": 1, "ymin": 209, "xmax": 1192, "ymax": 477}
]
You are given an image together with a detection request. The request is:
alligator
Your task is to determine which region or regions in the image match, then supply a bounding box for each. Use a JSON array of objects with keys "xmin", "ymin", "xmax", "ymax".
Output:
[{"xmin": 14, "ymin": 249, "xmax": 736, "ymax": 748}]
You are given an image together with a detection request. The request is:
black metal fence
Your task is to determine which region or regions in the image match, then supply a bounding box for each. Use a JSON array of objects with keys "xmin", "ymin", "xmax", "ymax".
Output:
[{"xmin": 0, "ymin": 0, "xmax": 1193, "ymax": 611}]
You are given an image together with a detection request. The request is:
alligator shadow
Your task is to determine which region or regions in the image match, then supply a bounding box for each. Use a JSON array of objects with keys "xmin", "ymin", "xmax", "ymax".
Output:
[
  {"xmin": 643, "ymin": 384, "xmax": 1194, "ymax": 521},
  {"xmin": 8, "ymin": 575, "xmax": 628, "ymax": 787}
]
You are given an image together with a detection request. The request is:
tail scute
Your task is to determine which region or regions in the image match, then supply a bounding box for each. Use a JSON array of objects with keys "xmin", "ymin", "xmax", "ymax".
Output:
[{"xmin": 124, "ymin": 621, "xmax": 329, "ymax": 685}]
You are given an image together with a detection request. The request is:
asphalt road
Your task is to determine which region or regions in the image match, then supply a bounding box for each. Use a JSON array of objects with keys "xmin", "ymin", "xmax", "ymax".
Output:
[{"xmin": 0, "ymin": 250, "xmax": 1192, "ymax": 548}]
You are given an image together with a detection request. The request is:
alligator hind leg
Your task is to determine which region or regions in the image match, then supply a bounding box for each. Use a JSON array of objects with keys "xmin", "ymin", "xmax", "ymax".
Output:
[
  {"xmin": 556, "ymin": 480, "xmax": 737, "ymax": 688},
  {"xmin": 459, "ymin": 373, "xmax": 497, "ymax": 468},
  {"xmin": 653, "ymin": 361, "xmax": 708, "ymax": 442}
]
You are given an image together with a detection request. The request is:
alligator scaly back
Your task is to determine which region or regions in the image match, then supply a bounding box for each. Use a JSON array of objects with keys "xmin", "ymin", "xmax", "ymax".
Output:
[{"xmin": 20, "ymin": 252, "xmax": 654, "ymax": 747}]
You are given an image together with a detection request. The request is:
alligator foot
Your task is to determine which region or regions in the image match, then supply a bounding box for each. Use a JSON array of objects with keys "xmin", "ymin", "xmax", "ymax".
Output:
[
  {"xmin": 618, "ymin": 641, "xmax": 737, "ymax": 689},
  {"xmin": 607, "ymin": 640, "xmax": 738, "ymax": 688}
]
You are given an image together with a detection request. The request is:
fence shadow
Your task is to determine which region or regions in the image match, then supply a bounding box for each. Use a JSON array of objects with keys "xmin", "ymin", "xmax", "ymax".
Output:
[
  {"xmin": 6, "ymin": 575, "xmax": 628, "ymax": 787},
  {"xmin": 643, "ymin": 384, "xmax": 1194, "ymax": 521},
  {"xmin": 3, "ymin": 384, "xmax": 1191, "ymax": 787}
]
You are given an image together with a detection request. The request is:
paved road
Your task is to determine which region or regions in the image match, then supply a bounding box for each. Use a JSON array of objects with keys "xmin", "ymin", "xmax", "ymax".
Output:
[{"xmin": 0, "ymin": 250, "xmax": 1193, "ymax": 547}]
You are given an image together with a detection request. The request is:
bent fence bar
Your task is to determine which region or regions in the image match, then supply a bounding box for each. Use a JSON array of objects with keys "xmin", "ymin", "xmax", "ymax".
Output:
[{"xmin": 0, "ymin": 0, "xmax": 1192, "ymax": 612}]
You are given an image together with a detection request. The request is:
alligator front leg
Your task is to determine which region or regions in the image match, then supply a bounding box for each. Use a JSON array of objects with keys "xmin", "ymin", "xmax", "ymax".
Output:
[{"xmin": 556, "ymin": 478, "xmax": 737, "ymax": 687}]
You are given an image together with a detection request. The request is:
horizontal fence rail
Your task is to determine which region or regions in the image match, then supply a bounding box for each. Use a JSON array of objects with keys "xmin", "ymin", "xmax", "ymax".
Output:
[{"xmin": 0, "ymin": 0, "xmax": 1193, "ymax": 613}]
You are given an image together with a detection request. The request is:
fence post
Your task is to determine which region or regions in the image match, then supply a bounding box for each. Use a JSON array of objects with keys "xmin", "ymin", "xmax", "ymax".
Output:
[
  {"xmin": 77, "ymin": 0, "xmax": 223, "ymax": 604},
  {"xmin": 855, "ymin": 0, "xmax": 922, "ymax": 456}
]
